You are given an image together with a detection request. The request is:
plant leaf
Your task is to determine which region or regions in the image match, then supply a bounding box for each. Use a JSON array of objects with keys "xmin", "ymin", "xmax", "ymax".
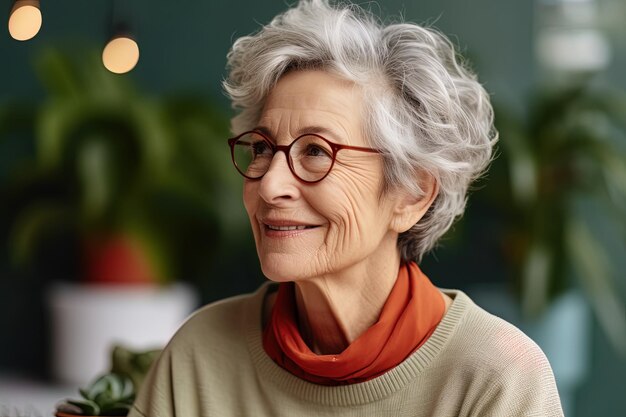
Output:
[
  {"xmin": 521, "ymin": 240, "xmax": 552, "ymax": 318},
  {"xmin": 501, "ymin": 127, "xmax": 537, "ymax": 207},
  {"xmin": 78, "ymin": 387, "xmax": 90, "ymax": 400},
  {"xmin": 35, "ymin": 48, "xmax": 82, "ymax": 98},
  {"xmin": 67, "ymin": 399, "xmax": 100, "ymax": 415}
]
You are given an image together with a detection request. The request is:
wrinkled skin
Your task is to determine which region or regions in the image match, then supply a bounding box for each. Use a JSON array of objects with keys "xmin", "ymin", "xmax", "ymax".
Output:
[{"xmin": 244, "ymin": 70, "xmax": 445, "ymax": 354}]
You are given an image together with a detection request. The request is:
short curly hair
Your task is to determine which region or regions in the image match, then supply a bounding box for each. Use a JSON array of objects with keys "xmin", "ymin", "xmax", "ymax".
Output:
[{"xmin": 223, "ymin": 0, "xmax": 497, "ymax": 262}]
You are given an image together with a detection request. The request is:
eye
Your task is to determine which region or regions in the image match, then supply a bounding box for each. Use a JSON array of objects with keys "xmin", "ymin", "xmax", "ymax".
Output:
[
  {"xmin": 251, "ymin": 140, "xmax": 272, "ymax": 157},
  {"xmin": 304, "ymin": 144, "xmax": 331, "ymax": 158}
]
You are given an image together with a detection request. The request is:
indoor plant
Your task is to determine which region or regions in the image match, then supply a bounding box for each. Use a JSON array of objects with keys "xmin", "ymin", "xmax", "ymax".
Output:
[
  {"xmin": 464, "ymin": 82, "xmax": 626, "ymax": 416},
  {"xmin": 2, "ymin": 46, "xmax": 244, "ymax": 285},
  {"xmin": 55, "ymin": 346, "xmax": 160, "ymax": 417},
  {"xmin": 55, "ymin": 373, "xmax": 135, "ymax": 417},
  {"xmin": 0, "ymin": 46, "xmax": 247, "ymax": 384},
  {"xmin": 487, "ymin": 83, "xmax": 626, "ymax": 354}
]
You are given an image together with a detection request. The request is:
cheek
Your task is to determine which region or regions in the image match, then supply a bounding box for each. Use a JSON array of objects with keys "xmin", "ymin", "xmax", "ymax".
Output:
[
  {"xmin": 314, "ymin": 166, "xmax": 386, "ymax": 239},
  {"xmin": 242, "ymin": 183, "xmax": 259, "ymax": 227},
  {"xmin": 242, "ymin": 180, "xmax": 255, "ymax": 207}
]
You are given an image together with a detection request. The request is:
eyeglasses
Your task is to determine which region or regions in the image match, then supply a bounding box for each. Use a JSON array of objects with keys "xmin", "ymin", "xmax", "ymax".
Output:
[{"xmin": 227, "ymin": 131, "xmax": 382, "ymax": 183}]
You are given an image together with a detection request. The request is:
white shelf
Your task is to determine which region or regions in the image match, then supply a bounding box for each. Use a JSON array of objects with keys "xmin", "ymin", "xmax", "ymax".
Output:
[{"xmin": 0, "ymin": 376, "xmax": 77, "ymax": 416}]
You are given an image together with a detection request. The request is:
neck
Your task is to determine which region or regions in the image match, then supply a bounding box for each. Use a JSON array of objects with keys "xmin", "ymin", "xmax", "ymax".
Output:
[{"xmin": 292, "ymin": 253, "xmax": 402, "ymax": 355}]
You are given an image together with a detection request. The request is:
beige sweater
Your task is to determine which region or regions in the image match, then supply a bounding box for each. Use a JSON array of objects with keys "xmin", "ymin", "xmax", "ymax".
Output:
[{"xmin": 130, "ymin": 282, "xmax": 564, "ymax": 417}]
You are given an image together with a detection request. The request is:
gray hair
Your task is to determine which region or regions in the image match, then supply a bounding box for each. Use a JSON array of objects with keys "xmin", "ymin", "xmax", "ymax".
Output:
[{"xmin": 223, "ymin": 0, "xmax": 497, "ymax": 262}]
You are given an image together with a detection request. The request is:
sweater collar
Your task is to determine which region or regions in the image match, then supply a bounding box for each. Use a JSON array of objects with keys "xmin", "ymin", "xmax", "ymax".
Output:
[
  {"xmin": 245, "ymin": 279, "xmax": 470, "ymax": 406},
  {"xmin": 262, "ymin": 262, "xmax": 446, "ymax": 385}
]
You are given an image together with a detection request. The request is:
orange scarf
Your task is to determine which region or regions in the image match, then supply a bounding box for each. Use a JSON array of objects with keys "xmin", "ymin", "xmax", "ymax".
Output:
[{"xmin": 262, "ymin": 262, "xmax": 445, "ymax": 385}]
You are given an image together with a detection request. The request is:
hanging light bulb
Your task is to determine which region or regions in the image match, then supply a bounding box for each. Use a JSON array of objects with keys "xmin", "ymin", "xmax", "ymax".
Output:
[
  {"xmin": 8, "ymin": 0, "xmax": 42, "ymax": 41},
  {"xmin": 102, "ymin": 34, "xmax": 140, "ymax": 74},
  {"xmin": 102, "ymin": 0, "xmax": 139, "ymax": 75}
]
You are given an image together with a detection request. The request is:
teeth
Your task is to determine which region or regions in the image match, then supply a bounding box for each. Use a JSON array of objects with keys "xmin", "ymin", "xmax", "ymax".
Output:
[{"xmin": 267, "ymin": 225, "xmax": 308, "ymax": 231}]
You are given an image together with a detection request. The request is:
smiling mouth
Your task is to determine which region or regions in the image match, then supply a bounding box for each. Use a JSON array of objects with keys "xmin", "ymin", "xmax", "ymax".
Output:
[{"xmin": 265, "ymin": 225, "xmax": 318, "ymax": 231}]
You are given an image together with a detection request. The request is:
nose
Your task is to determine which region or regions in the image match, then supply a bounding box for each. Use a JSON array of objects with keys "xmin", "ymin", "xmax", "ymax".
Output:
[{"xmin": 257, "ymin": 151, "xmax": 301, "ymax": 205}]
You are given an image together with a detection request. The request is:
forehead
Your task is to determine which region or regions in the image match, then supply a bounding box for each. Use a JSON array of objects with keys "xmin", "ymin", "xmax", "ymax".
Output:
[{"xmin": 260, "ymin": 70, "xmax": 364, "ymax": 137}]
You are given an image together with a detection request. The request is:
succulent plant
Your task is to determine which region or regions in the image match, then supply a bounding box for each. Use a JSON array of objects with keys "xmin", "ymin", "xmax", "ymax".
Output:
[{"xmin": 56, "ymin": 373, "xmax": 135, "ymax": 416}]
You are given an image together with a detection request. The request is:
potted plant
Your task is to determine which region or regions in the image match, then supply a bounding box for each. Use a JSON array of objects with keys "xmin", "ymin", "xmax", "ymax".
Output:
[
  {"xmin": 4, "ymin": 46, "xmax": 242, "ymax": 285},
  {"xmin": 0, "ymin": 45, "xmax": 247, "ymax": 384},
  {"xmin": 468, "ymin": 82, "xmax": 626, "ymax": 415},
  {"xmin": 55, "ymin": 345, "xmax": 160, "ymax": 417},
  {"xmin": 55, "ymin": 373, "xmax": 135, "ymax": 417},
  {"xmin": 491, "ymin": 84, "xmax": 626, "ymax": 344}
]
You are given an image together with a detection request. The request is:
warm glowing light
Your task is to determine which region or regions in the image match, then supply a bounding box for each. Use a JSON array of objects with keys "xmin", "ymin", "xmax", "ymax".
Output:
[
  {"xmin": 102, "ymin": 36, "xmax": 140, "ymax": 74},
  {"xmin": 8, "ymin": 0, "xmax": 42, "ymax": 41}
]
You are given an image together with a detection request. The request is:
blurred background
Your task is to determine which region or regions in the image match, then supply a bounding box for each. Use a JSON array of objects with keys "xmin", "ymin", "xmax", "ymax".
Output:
[{"xmin": 1, "ymin": 0, "xmax": 625, "ymax": 416}]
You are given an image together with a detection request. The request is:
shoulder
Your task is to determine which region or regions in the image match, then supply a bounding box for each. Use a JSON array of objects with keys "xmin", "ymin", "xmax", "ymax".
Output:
[
  {"xmin": 443, "ymin": 289, "xmax": 553, "ymax": 374},
  {"xmin": 130, "ymin": 282, "xmax": 273, "ymax": 416},
  {"xmin": 164, "ymin": 282, "xmax": 271, "ymax": 354},
  {"xmin": 439, "ymin": 289, "xmax": 563, "ymax": 416}
]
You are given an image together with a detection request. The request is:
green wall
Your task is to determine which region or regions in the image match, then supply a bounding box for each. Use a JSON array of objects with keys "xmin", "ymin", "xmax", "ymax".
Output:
[
  {"xmin": 2, "ymin": 0, "xmax": 535, "ymax": 103},
  {"xmin": 1, "ymin": 1, "xmax": 625, "ymax": 416}
]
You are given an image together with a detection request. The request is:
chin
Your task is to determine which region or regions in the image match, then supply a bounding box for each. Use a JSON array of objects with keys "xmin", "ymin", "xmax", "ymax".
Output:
[{"xmin": 258, "ymin": 253, "xmax": 314, "ymax": 283}]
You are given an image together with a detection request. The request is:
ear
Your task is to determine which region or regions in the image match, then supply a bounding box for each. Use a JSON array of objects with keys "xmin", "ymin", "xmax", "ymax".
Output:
[{"xmin": 390, "ymin": 173, "xmax": 439, "ymax": 234}]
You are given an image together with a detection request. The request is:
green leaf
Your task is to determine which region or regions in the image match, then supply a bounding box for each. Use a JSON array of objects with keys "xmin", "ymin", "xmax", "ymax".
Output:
[
  {"xmin": 68, "ymin": 399, "xmax": 100, "ymax": 415},
  {"xmin": 36, "ymin": 98, "xmax": 83, "ymax": 170},
  {"xmin": 502, "ymin": 128, "xmax": 537, "ymax": 207},
  {"xmin": 77, "ymin": 135, "xmax": 113, "ymax": 222},
  {"xmin": 521, "ymin": 241, "xmax": 552, "ymax": 318},
  {"xmin": 35, "ymin": 48, "xmax": 82, "ymax": 98},
  {"xmin": 595, "ymin": 146, "xmax": 626, "ymax": 211},
  {"xmin": 78, "ymin": 387, "xmax": 90, "ymax": 400},
  {"xmin": 121, "ymin": 375, "xmax": 134, "ymax": 398},
  {"xmin": 85, "ymin": 374, "xmax": 110, "ymax": 398},
  {"xmin": 111, "ymin": 345, "xmax": 162, "ymax": 392},
  {"xmin": 127, "ymin": 99, "xmax": 172, "ymax": 175}
]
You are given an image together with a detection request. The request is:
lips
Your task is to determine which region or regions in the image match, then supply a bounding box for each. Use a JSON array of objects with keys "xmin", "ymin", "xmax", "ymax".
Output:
[
  {"xmin": 266, "ymin": 225, "xmax": 311, "ymax": 231},
  {"xmin": 260, "ymin": 218, "xmax": 321, "ymax": 232}
]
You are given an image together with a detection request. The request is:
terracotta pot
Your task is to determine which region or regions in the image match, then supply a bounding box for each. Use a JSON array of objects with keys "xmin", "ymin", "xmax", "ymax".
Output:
[
  {"xmin": 83, "ymin": 233, "xmax": 158, "ymax": 285},
  {"xmin": 55, "ymin": 413, "xmax": 124, "ymax": 417}
]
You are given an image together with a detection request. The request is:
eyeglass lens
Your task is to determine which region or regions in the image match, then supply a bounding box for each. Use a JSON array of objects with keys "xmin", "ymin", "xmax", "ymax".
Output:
[{"xmin": 232, "ymin": 132, "xmax": 334, "ymax": 182}]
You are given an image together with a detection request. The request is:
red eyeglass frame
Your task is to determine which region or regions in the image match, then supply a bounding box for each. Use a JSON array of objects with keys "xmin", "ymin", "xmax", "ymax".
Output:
[{"xmin": 227, "ymin": 130, "xmax": 382, "ymax": 183}]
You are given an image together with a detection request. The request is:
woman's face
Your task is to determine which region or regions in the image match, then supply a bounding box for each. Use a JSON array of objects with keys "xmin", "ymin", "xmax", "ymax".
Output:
[{"xmin": 243, "ymin": 70, "xmax": 405, "ymax": 282}]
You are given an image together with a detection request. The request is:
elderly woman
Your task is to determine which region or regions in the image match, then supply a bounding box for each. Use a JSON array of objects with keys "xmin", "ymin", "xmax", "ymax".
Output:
[{"xmin": 130, "ymin": 1, "xmax": 563, "ymax": 416}]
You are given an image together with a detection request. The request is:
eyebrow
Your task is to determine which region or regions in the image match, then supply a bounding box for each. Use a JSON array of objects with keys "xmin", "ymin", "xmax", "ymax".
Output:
[{"xmin": 253, "ymin": 125, "xmax": 344, "ymax": 142}]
